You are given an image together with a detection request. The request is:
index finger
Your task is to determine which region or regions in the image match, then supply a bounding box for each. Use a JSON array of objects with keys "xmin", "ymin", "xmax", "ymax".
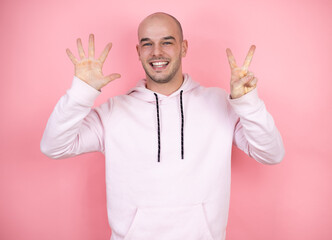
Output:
[
  {"xmin": 98, "ymin": 42, "xmax": 112, "ymax": 64},
  {"xmin": 226, "ymin": 48, "xmax": 238, "ymax": 69},
  {"xmin": 242, "ymin": 45, "xmax": 256, "ymax": 71}
]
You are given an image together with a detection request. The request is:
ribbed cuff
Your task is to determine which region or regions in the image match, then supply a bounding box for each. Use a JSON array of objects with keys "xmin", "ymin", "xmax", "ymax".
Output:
[
  {"xmin": 67, "ymin": 76, "xmax": 101, "ymax": 107},
  {"xmin": 228, "ymin": 88, "xmax": 263, "ymax": 115}
]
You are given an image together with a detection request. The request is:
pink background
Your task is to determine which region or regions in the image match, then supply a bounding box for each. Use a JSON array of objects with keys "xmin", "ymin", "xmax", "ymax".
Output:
[{"xmin": 1, "ymin": 0, "xmax": 331, "ymax": 239}]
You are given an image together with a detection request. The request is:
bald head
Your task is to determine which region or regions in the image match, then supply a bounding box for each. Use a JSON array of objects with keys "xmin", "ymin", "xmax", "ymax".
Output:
[
  {"xmin": 135, "ymin": 12, "xmax": 188, "ymax": 90},
  {"xmin": 138, "ymin": 12, "xmax": 184, "ymax": 42}
]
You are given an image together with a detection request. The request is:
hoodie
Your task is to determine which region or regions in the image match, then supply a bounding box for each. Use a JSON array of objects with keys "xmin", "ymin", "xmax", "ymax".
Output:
[{"xmin": 41, "ymin": 73, "xmax": 284, "ymax": 240}]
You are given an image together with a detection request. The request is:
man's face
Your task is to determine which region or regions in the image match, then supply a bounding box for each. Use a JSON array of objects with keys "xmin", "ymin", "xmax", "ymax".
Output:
[{"xmin": 136, "ymin": 15, "xmax": 187, "ymax": 84}]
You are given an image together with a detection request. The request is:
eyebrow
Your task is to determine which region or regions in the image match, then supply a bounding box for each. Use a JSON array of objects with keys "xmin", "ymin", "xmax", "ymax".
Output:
[
  {"xmin": 163, "ymin": 36, "xmax": 176, "ymax": 41},
  {"xmin": 140, "ymin": 36, "xmax": 176, "ymax": 43}
]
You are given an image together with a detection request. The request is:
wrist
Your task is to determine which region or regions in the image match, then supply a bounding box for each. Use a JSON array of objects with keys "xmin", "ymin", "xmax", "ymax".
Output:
[
  {"xmin": 68, "ymin": 76, "xmax": 101, "ymax": 106},
  {"xmin": 75, "ymin": 75, "xmax": 102, "ymax": 91}
]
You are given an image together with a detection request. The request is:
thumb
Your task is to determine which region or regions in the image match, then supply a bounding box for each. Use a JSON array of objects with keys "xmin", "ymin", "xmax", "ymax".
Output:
[{"xmin": 103, "ymin": 73, "xmax": 121, "ymax": 84}]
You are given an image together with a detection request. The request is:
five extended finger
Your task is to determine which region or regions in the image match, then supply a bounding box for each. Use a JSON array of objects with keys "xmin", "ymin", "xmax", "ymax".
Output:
[
  {"xmin": 77, "ymin": 38, "xmax": 86, "ymax": 59},
  {"xmin": 88, "ymin": 34, "xmax": 95, "ymax": 59},
  {"xmin": 243, "ymin": 45, "xmax": 256, "ymax": 71},
  {"xmin": 99, "ymin": 42, "xmax": 112, "ymax": 64},
  {"xmin": 66, "ymin": 48, "xmax": 78, "ymax": 64},
  {"xmin": 226, "ymin": 48, "xmax": 237, "ymax": 69}
]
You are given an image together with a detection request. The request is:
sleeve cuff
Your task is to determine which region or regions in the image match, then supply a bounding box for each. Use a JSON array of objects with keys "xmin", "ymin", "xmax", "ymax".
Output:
[
  {"xmin": 228, "ymin": 88, "xmax": 263, "ymax": 115},
  {"xmin": 66, "ymin": 76, "xmax": 101, "ymax": 107}
]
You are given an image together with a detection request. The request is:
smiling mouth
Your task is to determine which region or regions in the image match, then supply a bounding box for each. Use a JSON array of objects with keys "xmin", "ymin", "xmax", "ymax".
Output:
[{"xmin": 150, "ymin": 61, "xmax": 169, "ymax": 70}]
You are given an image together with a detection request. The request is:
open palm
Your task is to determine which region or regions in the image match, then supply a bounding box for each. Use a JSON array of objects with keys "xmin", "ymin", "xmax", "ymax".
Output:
[{"xmin": 66, "ymin": 34, "xmax": 121, "ymax": 91}]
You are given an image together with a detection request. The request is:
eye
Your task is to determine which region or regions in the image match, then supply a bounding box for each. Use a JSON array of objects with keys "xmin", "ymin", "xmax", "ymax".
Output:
[
  {"xmin": 163, "ymin": 41, "xmax": 172, "ymax": 45},
  {"xmin": 142, "ymin": 43, "xmax": 152, "ymax": 47}
]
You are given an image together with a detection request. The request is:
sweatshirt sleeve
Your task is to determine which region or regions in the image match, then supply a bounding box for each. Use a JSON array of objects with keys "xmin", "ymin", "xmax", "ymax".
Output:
[
  {"xmin": 40, "ymin": 76, "xmax": 109, "ymax": 159},
  {"xmin": 228, "ymin": 88, "xmax": 285, "ymax": 165}
]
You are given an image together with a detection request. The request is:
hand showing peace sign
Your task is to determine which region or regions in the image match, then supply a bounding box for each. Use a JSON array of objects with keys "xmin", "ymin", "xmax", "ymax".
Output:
[
  {"xmin": 66, "ymin": 34, "xmax": 121, "ymax": 91},
  {"xmin": 226, "ymin": 45, "xmax": 257, "ymax": 99}
]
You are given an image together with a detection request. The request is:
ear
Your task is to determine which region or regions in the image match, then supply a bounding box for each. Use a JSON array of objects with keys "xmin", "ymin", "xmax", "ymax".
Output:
[
  {"xmin": 181, "ymin": 40, "xmax": 188, "ymax": 57},
  {"xmin": 136, "ymin": 44, "xmax": 141, "ymax": 60}
]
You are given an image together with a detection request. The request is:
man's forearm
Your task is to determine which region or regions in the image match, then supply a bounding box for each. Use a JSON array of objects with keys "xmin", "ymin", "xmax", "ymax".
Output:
[
  {"xmin": 40, "ymin": 76, "xmax": 103, "ymax": 159},
  {"xmin": 230, "ymin": 88, "xmax": 285, "ymax": 164}
]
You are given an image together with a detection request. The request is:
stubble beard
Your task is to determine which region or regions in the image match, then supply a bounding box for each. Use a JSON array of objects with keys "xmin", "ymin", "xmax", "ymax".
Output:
[{"xmin": 143, "ymin": 55, "xmax": 182, "ymax": 84}]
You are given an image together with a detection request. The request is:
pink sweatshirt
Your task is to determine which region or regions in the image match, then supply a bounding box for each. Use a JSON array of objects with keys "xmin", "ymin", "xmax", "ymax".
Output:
[{"xmin": 41, "ymin": 74, "xmax": 284, "ymax": 240}]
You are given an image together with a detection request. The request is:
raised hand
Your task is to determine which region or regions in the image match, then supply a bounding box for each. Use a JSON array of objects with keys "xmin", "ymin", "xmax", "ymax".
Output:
[
  {"xmin": 66, "ymin": 34, "xmax": 121, "ymax": 91},
  {"xmin": 226, "ymin": 45, "xmax": 257, "ymax": 99}
]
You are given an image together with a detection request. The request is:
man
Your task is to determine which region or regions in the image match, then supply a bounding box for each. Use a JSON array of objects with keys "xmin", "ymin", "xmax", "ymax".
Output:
[{"xmin": 41, "ymin": 12, "xmax": 284, "ymax": 240}]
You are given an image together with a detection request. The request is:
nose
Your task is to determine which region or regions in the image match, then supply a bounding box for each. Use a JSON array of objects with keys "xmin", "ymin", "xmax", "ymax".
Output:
[{"xmin": 152, "ymin": 44, "xmax": 163, "ymax": 57}]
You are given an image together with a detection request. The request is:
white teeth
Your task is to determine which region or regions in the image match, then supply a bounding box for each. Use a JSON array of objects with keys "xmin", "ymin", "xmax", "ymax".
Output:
[{"xmin": 152, "ymin": 62, "xmax": 168, "ymax": 66}]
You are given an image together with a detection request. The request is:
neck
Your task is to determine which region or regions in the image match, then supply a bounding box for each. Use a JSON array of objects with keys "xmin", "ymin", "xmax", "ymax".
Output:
[{"xmin": 146, "ymin": 73, "xmax": 184, "ymax": 96}]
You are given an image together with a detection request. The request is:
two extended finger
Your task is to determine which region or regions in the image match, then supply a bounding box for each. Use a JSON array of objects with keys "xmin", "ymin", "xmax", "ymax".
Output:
[{"xmin": 226, "ymin": 45, "xmax": 256, "ymax": 71}]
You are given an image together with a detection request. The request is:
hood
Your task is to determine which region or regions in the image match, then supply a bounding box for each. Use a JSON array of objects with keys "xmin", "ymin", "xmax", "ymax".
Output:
[{"xmin": 126, "ymin": 73, "xmax": 200, "ymax": 102}]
